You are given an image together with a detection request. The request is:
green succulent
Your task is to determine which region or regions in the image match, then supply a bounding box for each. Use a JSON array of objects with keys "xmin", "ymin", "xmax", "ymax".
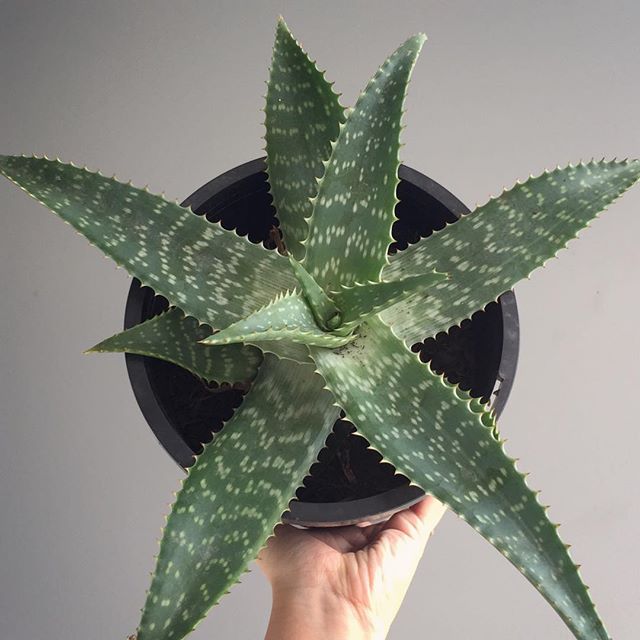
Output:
[{"xmin": 1, "ymin": 17, "xmax": 638, "ymax": 640}]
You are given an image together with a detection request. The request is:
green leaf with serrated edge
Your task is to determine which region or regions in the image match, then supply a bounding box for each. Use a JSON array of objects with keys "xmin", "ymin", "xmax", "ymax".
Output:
[
  {"xmin": 0, "ymin": 156, "xmax": 297, "ymax": 329},
  {"xmin": 288, "ymin": 255, "xmax": 342, "ymax": 329},
  {"xmin": 381, "ymin": 159, "xmax": 640, "ymax": 346},
  {"xmin": 302, "ymin": 35, "xmax": 426, "ymax": 289},
  {"xmin": 250, "ymin": 339, "xmax": 312, "ymax": 364},
  {"xmin": 136, "ymin": 354, "xmax": 339, "ymax": 640},
  {"xmin": 199, "ymin": 290, "xmax": 355, "ymax": 348},
  {"xmin": 264, "ymin": 18, "xmax": 345, "ymax": 261},
  {"xmin": 310, "ymin": 316, "xmax": 609, "ymax": 640},
  {"xmin": 86, "ymin": 308, "xmax": 262, "ymax": 385},
  {"xmin": 331, "ymin": 271, "xmax": 446, "ymax": 327}
]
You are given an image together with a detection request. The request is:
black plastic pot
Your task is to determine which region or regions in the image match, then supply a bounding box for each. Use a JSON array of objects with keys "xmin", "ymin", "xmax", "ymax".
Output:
[{"xmin": 124, "ymin": 158, "xmax": 519, "ymax": 527}]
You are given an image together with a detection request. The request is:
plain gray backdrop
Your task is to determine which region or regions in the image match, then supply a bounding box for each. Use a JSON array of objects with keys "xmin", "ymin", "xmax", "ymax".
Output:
[{"xmin": 1, "ymin": 1, "xmax": 638, "ymax": 638}]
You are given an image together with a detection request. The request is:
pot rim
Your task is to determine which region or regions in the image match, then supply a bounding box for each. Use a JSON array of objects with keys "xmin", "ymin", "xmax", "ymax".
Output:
[{"xmin": 124, "ymin": 157, "xmax": 520, "ymax": 527}]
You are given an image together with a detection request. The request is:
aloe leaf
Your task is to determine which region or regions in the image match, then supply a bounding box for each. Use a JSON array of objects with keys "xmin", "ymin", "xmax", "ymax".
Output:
[
  {"xmin": 199, "ymin": 290, "xmax": 355, "ymax": 348},
  {"xmin": 136, "ymin": 354, "xmax": 339, "ymax": 640},
  {"xmin": 381, "ymin": 159, "xmax": 640, "ymax": 345},
  {"xmin": 86, "ymin": 308, "xmax": 262, "ymax": 385},
  {"xmin": 302, "ymin": 35, "xmax": 425, "ymax": 289},
  {"xmin": 310, "ymin": 316, "xmax": 609, "ymax": 640},
  {"xmin": 331, "ymin": 271, "xmax": 446, "ymax": 326},
  {"xmin": 0, "ymin": 156, "xmax": 297, "ymax": 329},
  {"xmin": 250, "ymin": 339, "xmax": 312, "ymax": 364},
  {"xmin": 289, "ymin": 255, "xmax": 342, "ymax": 330},
  {"xmin": 264, "ymin": 17, "xmax": 345, "ymax": 260}
]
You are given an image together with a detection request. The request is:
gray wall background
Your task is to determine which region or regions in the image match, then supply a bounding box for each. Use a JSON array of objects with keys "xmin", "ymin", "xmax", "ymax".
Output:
[{"xmin": 1, "ymin": 1, "xmax": 638, "ymax": 638}]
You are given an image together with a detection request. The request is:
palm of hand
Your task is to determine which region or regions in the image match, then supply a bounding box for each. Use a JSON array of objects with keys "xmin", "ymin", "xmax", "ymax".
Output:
[{"xmin": 257, "ymin": 496, "xmax": 445, "ymax": 628}]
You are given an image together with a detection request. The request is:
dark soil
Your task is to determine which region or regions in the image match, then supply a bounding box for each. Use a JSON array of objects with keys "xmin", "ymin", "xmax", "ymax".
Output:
[{"xmin": 141, "ymin": 171, "xmax": 504, "ymax": 503}]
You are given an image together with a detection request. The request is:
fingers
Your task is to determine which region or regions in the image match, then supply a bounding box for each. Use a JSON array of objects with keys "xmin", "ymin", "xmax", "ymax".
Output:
[
  {"xmin": 410, "ymin": 495, "xmax": 446, "ymax": 536},
  {"xmin": 380, "ymin": 495, "xmax": 446, "ymax": 544}
]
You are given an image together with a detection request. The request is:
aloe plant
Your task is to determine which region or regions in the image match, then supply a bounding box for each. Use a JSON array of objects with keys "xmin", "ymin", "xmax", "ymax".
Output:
[{"xmin": 1, "ymin": 17, "xmax": 638, "ymax": 640}]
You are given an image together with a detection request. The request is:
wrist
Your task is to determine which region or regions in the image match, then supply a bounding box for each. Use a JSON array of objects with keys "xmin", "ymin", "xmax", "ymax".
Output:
[{"xmin": 265, "ymin": 585, "xmax": 385, "ymax": 640}]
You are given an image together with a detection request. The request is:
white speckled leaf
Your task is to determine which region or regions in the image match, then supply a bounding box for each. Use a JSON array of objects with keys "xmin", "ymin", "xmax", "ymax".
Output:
[
  {"xmin": 0, "ymin": 155, "xmax": 297, "ymax": 329},
  {"xmin": 200, "ymin": 290, "xmax": 355, "ymax": 348},
  {"xmin": 331, "ymin": 271, "xmax": 446, "ymax": 326},
  {"xmin": 86, "ymin": 308, "xmax": 262, "ymax": 385},
  {"xmin": 381, "ymin": 159, "xmax": 640, "ymax": 345},
  {"xmin": 310, "ymin": 316, "xmax": 609, "ymax": 640},
  {"xmin": 302, "ymin": 35, "xmax": 425, "ymax": 289},
  {"xmin": 137, "ymin": 354, "xmax": 339, "ymax": 640},
  {"xmin": 265, "ymin": 18, "xmax": 345, "ymax": 260}
]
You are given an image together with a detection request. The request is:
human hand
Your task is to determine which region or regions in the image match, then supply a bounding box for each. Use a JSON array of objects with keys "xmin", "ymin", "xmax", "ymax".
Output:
[{"xmin": 257, "ymin": 495, "xmax": 446, "ymax": 640}]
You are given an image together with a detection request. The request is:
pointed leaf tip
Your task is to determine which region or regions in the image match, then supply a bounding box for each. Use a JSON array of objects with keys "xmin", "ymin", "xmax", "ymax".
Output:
[
  {"xmin": 86, "ymin": 308, "xmax": 263, "ymax": 385},
  {"xmin": 0, "ymin": 155, "xmax": 298, "ymax": 330},
  {"xmin": 302, "ymin": 33, "xmax": 426, "ymax": 288},
  {"xmin": 265, "ymin": 19, "xmax": 344, "ymax": 261},
  {"xmin": 383, "ymin": 158, "xmax": 640, "ymax": 346},
  {"xmin": 310, "ymin": 317, "xmax": 610, "ymax": 640}
]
